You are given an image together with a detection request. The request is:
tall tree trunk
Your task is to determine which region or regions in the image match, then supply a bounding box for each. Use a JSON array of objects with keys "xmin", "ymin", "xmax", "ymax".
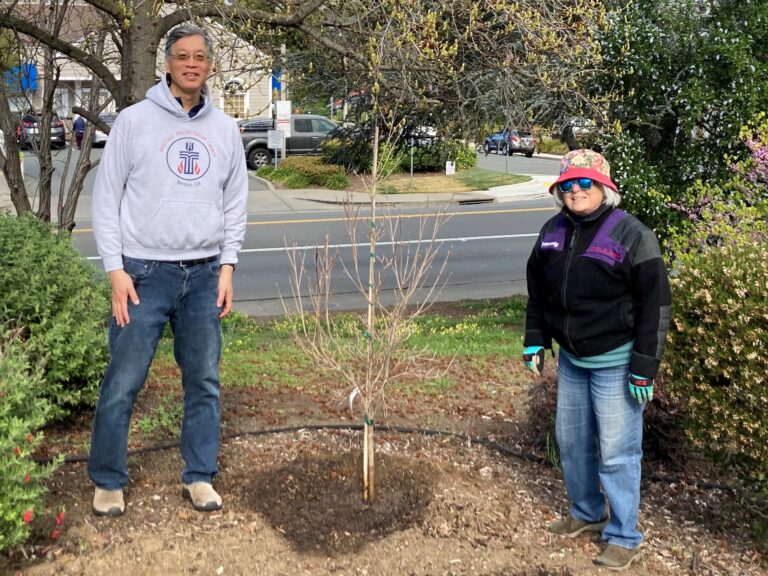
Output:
[
  {"xmin": 0, "ymin": 81, "xmax": 30, "ymax": 215},
  {"xmin": 34, "ymin": 48, "xmax": 61, "ymax": 223},
  {"xmin": 119, "ymin": 2, "xmax": 163, "ymax": 109}
]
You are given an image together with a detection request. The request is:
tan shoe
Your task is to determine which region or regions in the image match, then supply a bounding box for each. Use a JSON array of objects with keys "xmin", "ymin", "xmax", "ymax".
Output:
[
  {"xmin": 594, "ymin": 544, "xmax": 642, "ymax": 571},
  {"xmin": 549, "ymin": 515, "xmax": 608, "ymax": 537},
  {"xmin": 92, "ymin": 487, "xmax": 125, "ymax": 517},
  {"xmin": 182, "ymin": 482, "xmax": 222, "ymax": 512}
]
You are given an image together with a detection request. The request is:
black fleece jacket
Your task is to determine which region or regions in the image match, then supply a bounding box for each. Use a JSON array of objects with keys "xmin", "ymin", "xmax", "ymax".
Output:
[{"xmin": 524, "ymin": 205, "xmax": 672, "ymax": 378}]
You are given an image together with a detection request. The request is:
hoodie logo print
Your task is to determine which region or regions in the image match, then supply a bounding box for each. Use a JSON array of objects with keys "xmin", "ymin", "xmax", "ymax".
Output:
[{"xmin": 166, "ymin": 137, "xmax": 210, "ymax": 181}]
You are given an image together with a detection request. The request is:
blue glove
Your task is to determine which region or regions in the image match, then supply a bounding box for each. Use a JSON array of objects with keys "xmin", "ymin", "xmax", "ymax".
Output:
[
  {"xmin": 629, "ymin": 374, "xmax": 654, "ymax": 404},
  {"xmin": 522, "ymin": 345, "xmax": 545, "ymax": 376}
]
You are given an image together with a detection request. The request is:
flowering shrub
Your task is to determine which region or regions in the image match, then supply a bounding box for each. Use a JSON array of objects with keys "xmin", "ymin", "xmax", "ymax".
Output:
[
  {"xmin": 664, "ymin": 117, "xmax": 768, "ymax": 494},
  {"xmin": 0, "ymin": 333, "xmax": 58, "ymax": 553},
  {"xmin": 0, "ymin": 214, "xmax": 110, "ymax": 418},
  {"xmin": 602, "ymin": 131, "xmax": 679, "ymax": 240}
]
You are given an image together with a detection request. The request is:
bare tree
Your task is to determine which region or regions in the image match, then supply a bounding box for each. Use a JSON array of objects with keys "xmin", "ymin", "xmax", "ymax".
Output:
[{"xmin": 284, "ymin": 194, "xmax": 450, "ymax": 502}]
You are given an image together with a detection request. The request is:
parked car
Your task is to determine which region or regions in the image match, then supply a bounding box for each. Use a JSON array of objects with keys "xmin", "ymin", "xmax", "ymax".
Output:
[
  {"xmin": 482, "ymin": 128, "xmax": 535, "ymax": 158},
  {"xmin": 16, "ymin": 112, "xmax": 66, "ymax": 149},
  {"xmin": 483, "ymin": 130, "xmax": 508, "ymax": 155},
  {"xmin": 92, "ymin": 114, "xmax": 117, "ymax": 147},
  {"xmin": 240, "ymin": 114, "xmax": 338, "ymax": 169},
  {"xmin": 507, "ymin": 130, "xmax": 536, "ymax": 157}
]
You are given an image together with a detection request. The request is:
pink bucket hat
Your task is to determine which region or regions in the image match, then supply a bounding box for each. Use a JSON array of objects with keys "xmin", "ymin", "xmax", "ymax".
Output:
[{"xmin": 549, "ymin": 149, "xmax": 618, "ymax": 195}]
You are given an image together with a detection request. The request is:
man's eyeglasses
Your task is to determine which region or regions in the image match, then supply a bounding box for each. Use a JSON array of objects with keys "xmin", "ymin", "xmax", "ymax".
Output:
[
  {"xmin": 169, "ymin": 53, "xmax": 210, "ymax": 63},
  {"xmin": 558, "ymin": 178, "xmax": 594, "ymax": 193}
]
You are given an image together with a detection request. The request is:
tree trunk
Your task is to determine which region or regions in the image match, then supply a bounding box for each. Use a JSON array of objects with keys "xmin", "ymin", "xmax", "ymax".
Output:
[
  {"xmin": 0, "ymin": 81, "xmax": 30, "ymax": 215},
  {"xmin": 119, "ymin": 3, "xmax": 162, "ymax": 110}
]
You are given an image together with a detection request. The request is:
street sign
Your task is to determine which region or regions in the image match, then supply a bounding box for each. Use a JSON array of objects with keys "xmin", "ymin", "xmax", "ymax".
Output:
[
  {"xmin": 276, "ymin": 100, "xmax": 291, "ymax": 138},
  {"xmin": 267, "ymin": 129, "xmax": 284, "ymax": 150}
]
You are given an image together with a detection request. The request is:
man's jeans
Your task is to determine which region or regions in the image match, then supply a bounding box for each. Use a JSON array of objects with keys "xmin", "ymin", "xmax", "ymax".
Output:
[
  {"xmin": 556, "ymin": 353, "xmax": 645, "ymax": 549},
  {"xmin": 88, "ymin": 257, "xmax": 222, "ymax": 489}
]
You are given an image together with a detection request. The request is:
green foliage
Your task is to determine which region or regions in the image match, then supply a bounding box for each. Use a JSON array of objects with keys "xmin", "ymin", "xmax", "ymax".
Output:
[
  {"xmin": 602, "ymin": 132, "xmax": 678, "ymax": 239},
  {"xmin": 324, "ymin": 172, "xmax": 350, "ymax": 190},
  {"xmin": 666, "ymin": 237, "xmax": 768, "ymax": 491},
  {"xmin": 535, "ymin": 137, "xmax": 567, "ymax": 155},
  {"xmin": 282, "ymin": 172, "xmax": 312, "ymax": 188},
  {"xmin": 664, "ymin": 121, "xmax": 768, "ymax": 496},
  {"xmin": 598, "ymin": 0, "xmax": 768, "ymax": 207},
  {"xmin": 0, "ymin": 333, "xmax": 58, "ymax": 553},
  {"xmin": 323, "ymin": 123, "xmax": 476, "ymax": 175},
  {"xmin": 0, "ymin": 215, "xmax": 110, "ymax": 418},
  {"xmin": 254, "ymin": 165, "xmax": 275, "ymax": 178},
  {"xmin": 267, "ymin": 156, "xmax": 348, "ymax": 189},
  {"xmin": 402, "ymin": 140, "xmax": 477, "ymax": 172},
  {"xmin": 135, "ymin": 392, "xmax": 183, "ymax": 440}
]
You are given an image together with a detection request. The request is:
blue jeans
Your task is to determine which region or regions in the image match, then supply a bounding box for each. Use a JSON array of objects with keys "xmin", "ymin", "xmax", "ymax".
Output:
[
  {"xmin": 88, "ymin": 257, "xmax": 222, "ymax": 489},
  {"xmin": 556, "ymin": 353, "xmax": 645, "ymax": 549}
]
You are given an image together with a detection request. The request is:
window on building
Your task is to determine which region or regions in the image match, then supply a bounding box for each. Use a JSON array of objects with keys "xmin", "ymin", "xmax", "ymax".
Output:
[{"xmin": 223, "ymin": 78, "xmax": 245, "ymax": 119}]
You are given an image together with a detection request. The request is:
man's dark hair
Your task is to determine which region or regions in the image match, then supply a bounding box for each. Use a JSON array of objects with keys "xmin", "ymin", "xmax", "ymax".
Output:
[{"xmin": 164, "ymin": 25, "xmax": 214, "ymax": 59}]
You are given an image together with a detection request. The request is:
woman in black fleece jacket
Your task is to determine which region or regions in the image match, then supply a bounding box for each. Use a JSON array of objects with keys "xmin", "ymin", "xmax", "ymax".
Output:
[{"xmin": 523, "ymin": 149, "xmax": 671, "ymax": 571}]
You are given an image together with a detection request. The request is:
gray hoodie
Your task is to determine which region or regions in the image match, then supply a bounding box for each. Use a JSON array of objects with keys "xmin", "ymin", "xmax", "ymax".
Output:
[{"xmin": 92, "ymin": 80, "xmax": 248, "ymax": 271}]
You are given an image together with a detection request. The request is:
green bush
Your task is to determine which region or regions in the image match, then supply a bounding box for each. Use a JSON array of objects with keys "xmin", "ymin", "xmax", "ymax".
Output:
[
  {"xmin": 0, "ymin": 214, "xmax": 110, "ymax": 418},
  {"xmin": 324, "ymin": 172, "xmax": 350, "ymax": 190},
  {"xmin": 537, "ymin": 137, "xmax": 568, "ymax": 155},
  {"xmin": 255, "ymin": 165, "xmax": 275, "ymax": 178},
  {"xmin": 603, "ymin": 132, "xmax": 680, "ymax": 241},
  {"xmin": 321, "ymin": 125, "xmax": 374, "ymax": 173},
  {"xmin": 0, "ymin": 333, "xmax": 58, "ymax": 553},
  {"xmin": 282, "ymin": 172, "xmax": 311, "ymax": 188},
  {"xmin": 664, "ymin": 117, "xmax": 768, "ymax": 495},
  {"xmin": 270, "ymin": 156, "xmax": 348, "ymax": 189},
  {"xmin": 665, "ymin": 214, "xmax": 768, "ymax": 492}
]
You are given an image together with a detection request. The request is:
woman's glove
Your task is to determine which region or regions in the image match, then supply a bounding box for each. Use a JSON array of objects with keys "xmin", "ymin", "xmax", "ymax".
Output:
[
  {"xmin": 629, "ymin": 374, "xmax": 654, "ymax": 404},
  {"xmin": 522, "ymin": 346, "xmax": 545, "ymax": 376}
]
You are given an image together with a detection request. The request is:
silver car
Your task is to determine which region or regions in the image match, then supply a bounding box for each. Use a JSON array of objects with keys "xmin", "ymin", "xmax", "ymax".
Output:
[
  {"xmin": 92, "ymin": 114, "xmax": 117, "ymax": 147},
  {"xmin": 17, "ymin": 112, "xmax": 66, "ymax": 149}
]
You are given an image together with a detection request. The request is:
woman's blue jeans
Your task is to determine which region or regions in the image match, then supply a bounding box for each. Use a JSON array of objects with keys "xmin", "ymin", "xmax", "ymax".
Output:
[
  {"xmin": 556, "ymin": 353, "xmax": 645, "ymax": 549},
  {"xmin": 88, "ymin": 257, "xmax": 222, "ymax": 489}
]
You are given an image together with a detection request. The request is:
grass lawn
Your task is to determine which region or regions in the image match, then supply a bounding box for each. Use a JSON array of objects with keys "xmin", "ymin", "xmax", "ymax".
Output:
[
  {"xmin": 377, "ymin": 167, "xmax": 530, "ymax": 194},
  {"xmin": 138, "ymin": 296, "xmax": 530, "ymax": 439}
]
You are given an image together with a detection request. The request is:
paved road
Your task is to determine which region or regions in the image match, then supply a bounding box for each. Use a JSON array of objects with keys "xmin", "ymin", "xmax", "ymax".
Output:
[{"xmin": 6, "ymin": 148, "xmax": 561, "ymax": 315}]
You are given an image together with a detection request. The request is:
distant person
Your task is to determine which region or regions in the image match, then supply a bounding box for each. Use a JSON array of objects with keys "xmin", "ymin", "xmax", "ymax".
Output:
[
  {"xmin": 522, "ymin": 149, "xmax": 671, "ymax": 570},
  {"xmin": 89, "ymin": 24, "xmax": 248, "ymax": 517},
  {"xmin": 73, "ymin": 114, "xmax": 85, "ymax": 149}
]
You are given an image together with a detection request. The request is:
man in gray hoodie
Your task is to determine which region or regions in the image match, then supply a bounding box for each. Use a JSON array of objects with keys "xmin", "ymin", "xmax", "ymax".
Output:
[{"xmin": 89, "ymin": 24, "xmax": 248, "ymax": 516}]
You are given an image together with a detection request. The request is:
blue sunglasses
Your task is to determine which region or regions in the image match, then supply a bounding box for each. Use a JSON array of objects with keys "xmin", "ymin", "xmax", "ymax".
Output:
[{"xmin": 558, "ymin": 178, "xmax": 594, "ymax": 193}]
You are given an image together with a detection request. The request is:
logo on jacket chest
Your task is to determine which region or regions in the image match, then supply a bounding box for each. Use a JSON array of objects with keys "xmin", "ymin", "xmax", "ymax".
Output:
[{"xmin": 165, "ymin": 137, "xmax": 211, "ymax": 181}]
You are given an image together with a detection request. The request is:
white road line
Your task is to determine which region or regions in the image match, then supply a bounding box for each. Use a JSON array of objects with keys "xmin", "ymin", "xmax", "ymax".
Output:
[{"xmin": 84, "ymin": 233, "xmax": 538, "ymax": 260}]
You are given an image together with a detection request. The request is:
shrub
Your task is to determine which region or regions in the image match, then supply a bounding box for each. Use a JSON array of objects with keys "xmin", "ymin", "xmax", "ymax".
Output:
[
  {"xmin": 0, "ymin": 214, "xmax": 110, "ymax": 418},
  {"xmin": 282, "ymin": 172, "xmax": 311, "ymax": 188},
  {"xmin": 603, "ymin": 132, "xmax": 680, "ymax": 241},
  {"xmin": 324, "ymin": 172, "xmax": 350, "ymax": 190},
  {"xmin": 664, "ymin": 117, "xmax": 768, "ymax": 494},
  {"xmin": 322, "ymin": 124, "xmax": 374, "ymax": 173},
  {"xmin": 665, "ymin": 219, "xmax": 768, "ymax": 492},
  {"xmin": 0, "ymin": 333, "xmax": 58, "ymax": 553},
  {"xmin": 255, "ymin": 165, "xmax": 274, "ymax": 178},
  {"xmin": 268, "ymin": 156, "xmax": 348, "ymax": 189}
]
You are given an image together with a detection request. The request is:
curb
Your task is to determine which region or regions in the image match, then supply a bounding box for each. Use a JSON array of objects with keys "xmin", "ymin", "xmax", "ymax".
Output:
[{"xmin": 248, "ymin": 173, "xmax": 275, "ymax": 192}]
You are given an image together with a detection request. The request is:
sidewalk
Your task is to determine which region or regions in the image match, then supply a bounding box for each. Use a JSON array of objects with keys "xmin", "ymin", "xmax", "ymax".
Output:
[
  {"xmin": 0, "ymin": 171, "xmax": 13, "ymax": 214},
  {"xmin": 247, "ymin": 172, "xmax": 554, "ymax": 214}
]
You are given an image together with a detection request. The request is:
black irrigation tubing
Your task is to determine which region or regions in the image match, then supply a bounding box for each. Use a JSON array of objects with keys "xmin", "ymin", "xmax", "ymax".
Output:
[{"xmin": 33, "ymin": 422, "xmax": 739, "ymax": 495}]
